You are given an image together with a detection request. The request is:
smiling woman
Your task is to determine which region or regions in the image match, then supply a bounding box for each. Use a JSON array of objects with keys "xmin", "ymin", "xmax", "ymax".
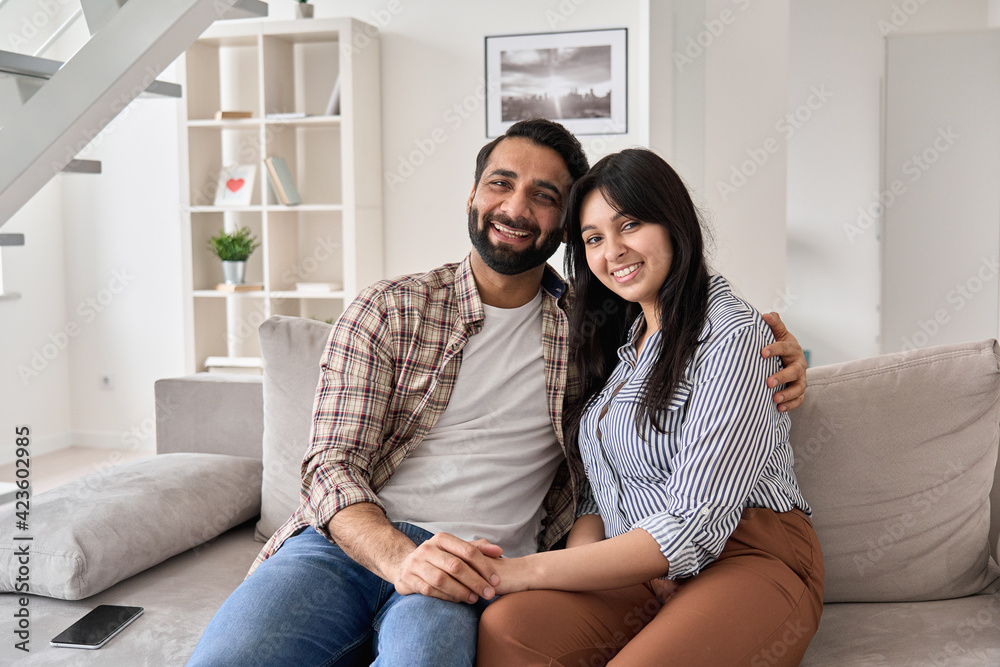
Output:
[{"xmin": 476, "ymin": 148, "xmax": 824, "ymax": 667}]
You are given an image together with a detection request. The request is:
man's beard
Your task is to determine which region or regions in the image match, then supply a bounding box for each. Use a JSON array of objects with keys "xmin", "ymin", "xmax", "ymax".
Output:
[{"xmin": 468, "ymin": 207, "xmax": 562, "ymax": 276}]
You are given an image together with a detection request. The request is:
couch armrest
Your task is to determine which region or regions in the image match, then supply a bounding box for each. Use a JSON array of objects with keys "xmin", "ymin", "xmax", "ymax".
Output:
[{"xmin": 155, "ymin": 374, "xmax": 263, "ymax": 459}]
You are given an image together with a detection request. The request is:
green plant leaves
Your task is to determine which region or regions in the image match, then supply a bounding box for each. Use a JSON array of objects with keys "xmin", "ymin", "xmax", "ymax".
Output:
[{"xmin": 207, "ymin": 226, "xmax": 260, "ymax": 261}]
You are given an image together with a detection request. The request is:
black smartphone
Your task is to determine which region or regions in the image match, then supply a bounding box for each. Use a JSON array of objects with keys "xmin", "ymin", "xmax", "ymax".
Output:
[{"xmin": 50, "ymin": 605, "xmax": 144, "ymax": 649}]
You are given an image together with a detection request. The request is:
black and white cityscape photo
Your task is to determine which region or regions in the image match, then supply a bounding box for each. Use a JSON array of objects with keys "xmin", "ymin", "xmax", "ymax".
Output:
[{"xmin": 499, "ymin": 46, "xmax": 612, "ymax": 122}]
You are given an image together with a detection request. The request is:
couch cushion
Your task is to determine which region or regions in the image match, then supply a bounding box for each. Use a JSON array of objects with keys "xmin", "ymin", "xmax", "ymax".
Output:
[
  {"xmin": 0, "ymin": 453, "xmax": 261, "ymax": 600},
  {"xmin": 802, "ymin": 595, "xmax": 1000, "ymax": 666},
  {"xmin": 155, "ymin": 374, "xmax": 264, "ymax": 458},
  {"xmin": 790, "ymin": 339, "xmax": 1000, "ymax": 603},
  {"xmin": 255, "ymin": 315, "xmax": 333, "ymax": 541}
]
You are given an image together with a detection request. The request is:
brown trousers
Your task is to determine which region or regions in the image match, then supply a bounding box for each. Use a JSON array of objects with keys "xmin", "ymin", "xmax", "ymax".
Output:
[{"xmin": 477, "ymin": 508, "xmax": 824, "ymax": 667}]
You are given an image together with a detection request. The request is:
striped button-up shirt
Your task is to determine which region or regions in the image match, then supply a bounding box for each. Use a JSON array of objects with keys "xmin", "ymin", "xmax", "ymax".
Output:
[
  {"xmin": 249, "ymin": 255, "xmax": 586, "ymax": 575},
  {"xmin": 578, "ymin": 275, "xmax": 810, "ymax": 580}
]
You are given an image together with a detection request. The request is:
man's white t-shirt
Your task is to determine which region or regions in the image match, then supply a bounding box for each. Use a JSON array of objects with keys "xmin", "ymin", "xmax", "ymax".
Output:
[{"xmin": 378, "ymin": 289, "xmax": 564, "ymax": 557}]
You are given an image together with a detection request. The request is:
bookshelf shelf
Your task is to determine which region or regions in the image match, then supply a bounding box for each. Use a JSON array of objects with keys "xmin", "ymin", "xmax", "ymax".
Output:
[
  {"xmin": 264, "ymin": 203, "xmax": 344, "ymax": 212},
  {"xmin": 187, "ymin": 118, "xmax": 263, "ymax": 128},
  {"xmin": 270, "ymin": 290, "xmax": 346, "ymax": 300},
  {"xmin": 193, "ymin": 290, "xmax": 268, "ymax": 298},
  {"xmin": 264, "ymin": 115, "xmax": 342, "ymax": 127},
  {"xmin": 178, "ymin": 18, "xmax": 383, "ymax": 373}
]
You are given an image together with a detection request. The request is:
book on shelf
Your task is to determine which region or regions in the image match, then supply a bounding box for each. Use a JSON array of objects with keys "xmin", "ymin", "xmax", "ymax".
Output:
[
  {"xmin": 204, "ymin": 356, "xmax": 263, "ymax": 376},
  {"xmin": 264, "ymin": 157, "xmax": 302, "ymax": 206},
  {"xmin": 323, "ymin": 75, "xmax": 341, "ymax": 116},
  {"xmin": 266, "ymin": 112, "xmax": 308, "ymax": 120},
  {"xmin": 215, "ymin": 110, "xmax": 253, "ymax": 120},
  {"xmin": 215, "ymin": 283, "xmax": 263, "ymax": 292}
]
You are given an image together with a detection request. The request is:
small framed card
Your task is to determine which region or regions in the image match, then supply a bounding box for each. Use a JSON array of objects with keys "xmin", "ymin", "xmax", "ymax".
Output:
[{"xmin": 214, "ymin": 164, "xmax": 256, "ymax": 207}]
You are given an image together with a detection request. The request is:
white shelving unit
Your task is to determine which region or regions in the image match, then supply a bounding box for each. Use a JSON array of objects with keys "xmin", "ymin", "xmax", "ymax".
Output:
[{"xmin": 176, "ymin": 18, "xmax": 383, "ymax": 373}]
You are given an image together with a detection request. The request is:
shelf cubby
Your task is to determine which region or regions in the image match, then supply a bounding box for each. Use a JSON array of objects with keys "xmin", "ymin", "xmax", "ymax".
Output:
[{"xmin": 177, "ymin": 18, "xmax": 383, "ymax": 373}]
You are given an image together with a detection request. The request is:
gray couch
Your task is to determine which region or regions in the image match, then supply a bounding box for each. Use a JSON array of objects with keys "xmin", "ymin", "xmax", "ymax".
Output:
[{"xmin": 2, "ymin": 317, "xmax": 999, "ymax": 666}]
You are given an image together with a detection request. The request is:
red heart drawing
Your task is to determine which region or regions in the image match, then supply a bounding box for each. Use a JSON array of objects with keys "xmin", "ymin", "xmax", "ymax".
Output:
[{"xmin": 226, "ymin": 178, "xmax": 245, "ymax": 193}]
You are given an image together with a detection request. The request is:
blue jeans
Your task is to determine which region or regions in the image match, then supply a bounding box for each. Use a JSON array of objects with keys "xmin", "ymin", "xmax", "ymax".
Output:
[{"xmin": 186, "ymin": 523, "xmax": 491, "ymax": 667}]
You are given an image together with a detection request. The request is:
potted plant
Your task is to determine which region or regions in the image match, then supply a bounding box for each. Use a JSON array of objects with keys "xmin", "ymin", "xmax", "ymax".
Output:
[
  {"xmin": 207, "ymin": 226, "xmax": 260, "ymax": 285},
  {"xmin": 295, "ymin": 0, "xmax": 314, "ymax": 19}
]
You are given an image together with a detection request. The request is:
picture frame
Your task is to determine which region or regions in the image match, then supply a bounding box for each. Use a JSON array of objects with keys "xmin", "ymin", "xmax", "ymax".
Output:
[
  {"xmin": 213, "ymin": 164, "xmax": 256, "ymax": 207},
  {"xmin": 485, "ymin": 28, "xmax": 627, "ymax": 138}
]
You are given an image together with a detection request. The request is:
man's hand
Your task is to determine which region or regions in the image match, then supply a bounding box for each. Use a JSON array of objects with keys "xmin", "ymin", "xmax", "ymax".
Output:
[
  {"xmin": 328, "ymin": 503, "xmax": 502, "ymax": 605},
  {"xmin": 761, "ymin": 312, "xmax": 807, "ymax": 412},
  {"xmin": 390, "ymin": 532, "xmax": 503, "ymax": 604}
]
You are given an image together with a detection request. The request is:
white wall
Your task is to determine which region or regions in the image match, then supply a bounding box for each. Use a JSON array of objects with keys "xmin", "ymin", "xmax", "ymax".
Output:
[
  {"xmin": 298, "ymin": 0, "xmax": 649, "ymax": 277},
  {"xmin": 881, "ymin": 31, "xmax": 1000, "ymax": 354},
  {"xmin": 60, "ymin": 70, "xmax": 186, "ymax": 451},
  {"xmin": 704, "ymin": 0, "xmax": 789, "ymax": 310},
  {"xmin": 784, "ymin": 0, "xmax": 988, "ymax": 366},
  {"xmin": 1, "ymin": 0, "xmax": 652, "ymax": 464},
  {"xmin": 0, "ymin": 177, "xmax": 75, "ymax": 459}
]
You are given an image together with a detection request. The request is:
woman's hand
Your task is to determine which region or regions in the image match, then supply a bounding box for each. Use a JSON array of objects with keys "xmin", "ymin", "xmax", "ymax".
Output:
[
  {"xmin": 488, "ymin": 556, "xmax": 537, "ymax": 596},
  {"xmin": 646, "ymin": 577, "xmax": 680, "ymax": 604},
  {"xmin": 760, "ymin": 312, "xmax": 807, "ymax": 412}
]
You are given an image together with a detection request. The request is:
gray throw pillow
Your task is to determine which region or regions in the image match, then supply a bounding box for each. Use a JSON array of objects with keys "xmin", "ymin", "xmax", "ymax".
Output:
[
  {"xmin": 790, "ymin": 339, "xmax": 1000, "ymax": 602},
  {"xmin": 255, "ymin": 315, "xmax": 333, "ymax": 541},
  {"xmin": 0, "ymin": 453, "xmax": 261, "ymax": 600}
]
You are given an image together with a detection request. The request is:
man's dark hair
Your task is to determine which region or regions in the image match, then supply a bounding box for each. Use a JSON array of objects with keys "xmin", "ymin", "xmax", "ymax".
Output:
[{"xmin": 474, "ymin": 119, "xmax": 590, "ymax": 187}]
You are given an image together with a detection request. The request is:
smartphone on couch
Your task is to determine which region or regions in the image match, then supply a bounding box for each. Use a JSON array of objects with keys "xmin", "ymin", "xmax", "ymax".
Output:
[{"xmin": 50, "ymin": 604, "xmax": 144, "ymax": 649}]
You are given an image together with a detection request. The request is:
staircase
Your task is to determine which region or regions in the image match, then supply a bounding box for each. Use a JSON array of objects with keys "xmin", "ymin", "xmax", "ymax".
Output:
[{"xmin": 0, "ymin": 0, "xmax": 268, "ymax": 228}]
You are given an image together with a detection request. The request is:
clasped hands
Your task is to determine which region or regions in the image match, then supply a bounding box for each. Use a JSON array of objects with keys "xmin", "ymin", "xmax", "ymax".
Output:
[
  {"xmin": 390, "ymin": 532, "xmax": 508, "ymax": 604},
  {"xmin": 390, "ymin": 533, "xmax": 679, "ymax": 605}
]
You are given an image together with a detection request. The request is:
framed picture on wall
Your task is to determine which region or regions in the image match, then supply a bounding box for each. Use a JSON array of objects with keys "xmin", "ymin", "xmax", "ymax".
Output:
[{"xmin": 485, "ymin": 28, "xmax": 627, "ymax": 138}]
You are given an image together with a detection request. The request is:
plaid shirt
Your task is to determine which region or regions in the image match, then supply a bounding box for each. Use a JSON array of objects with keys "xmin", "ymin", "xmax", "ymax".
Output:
[{"xmin": 249, "ymin": 255, "xmax": 585, "ymax": 575}]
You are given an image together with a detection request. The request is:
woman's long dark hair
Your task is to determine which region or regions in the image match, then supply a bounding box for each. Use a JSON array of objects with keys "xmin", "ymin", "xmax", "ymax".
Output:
[{"xmin": 564, "ymin": 148, "xmax": 711, "ymax": 443}]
